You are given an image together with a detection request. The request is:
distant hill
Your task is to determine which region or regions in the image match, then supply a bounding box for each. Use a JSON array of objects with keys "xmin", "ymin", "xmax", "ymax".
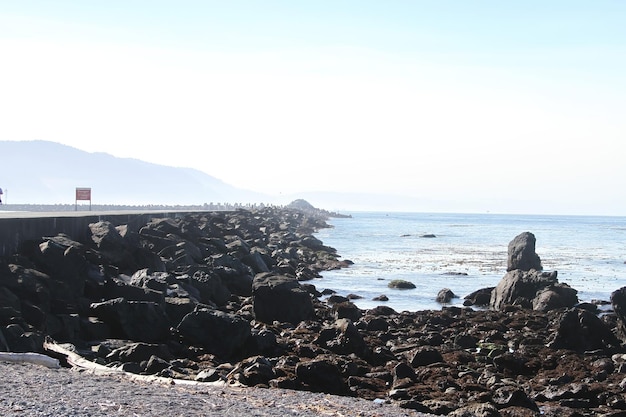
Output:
[{"xmin": 0, "ymin": 140, "xmax": 270, "ymax": 205}]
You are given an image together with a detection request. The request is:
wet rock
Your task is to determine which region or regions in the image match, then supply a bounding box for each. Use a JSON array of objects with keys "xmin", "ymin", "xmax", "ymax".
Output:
[
  {"xmin": 436, "ymin": 288, "xmax": 457, "ymax": 303},
  {"xmin": 388, "ymin": 280, "xmax": 416, "ymax": 289},
  {"xmin": 327, "ymin": 294, "xmax": 350, "ymax": 304},
  {"xmin": 366, "ymin": 305, "xmax": 398, "ymax": 316},
  {"xmin": 464, "ymin": 287, "xmax": 494, "ymax": 307}
]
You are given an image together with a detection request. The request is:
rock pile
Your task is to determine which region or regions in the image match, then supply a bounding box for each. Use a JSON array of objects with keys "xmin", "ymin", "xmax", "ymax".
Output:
[{"xmin": 3, "ymin": 210, "xmax": 626, "ymax": 416}]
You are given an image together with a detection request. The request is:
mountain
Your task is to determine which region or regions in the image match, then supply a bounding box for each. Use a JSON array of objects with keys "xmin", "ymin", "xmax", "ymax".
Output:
[{"xmin": 0, "ymin": 140, "xmax": 270, "ymax": 205}]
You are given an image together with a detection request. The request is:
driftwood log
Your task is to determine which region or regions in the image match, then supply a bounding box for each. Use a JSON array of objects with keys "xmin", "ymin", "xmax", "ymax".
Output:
[
  {"xmin": 0, "ymin": 351, "xmax": 60, "ymax": 369},
  {"xmin": 42, "ymin": 339, "xmax": 235, "ymax": 387}
]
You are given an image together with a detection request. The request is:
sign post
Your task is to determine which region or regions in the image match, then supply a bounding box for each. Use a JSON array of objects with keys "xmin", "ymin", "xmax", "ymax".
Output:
[{"xmin": 75, "ymin": 187, "xmax": 92, "ymax": 211}]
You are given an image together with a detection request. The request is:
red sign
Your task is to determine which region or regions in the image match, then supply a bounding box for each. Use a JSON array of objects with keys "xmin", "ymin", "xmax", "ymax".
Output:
[{"xmin": 75, "ymin": 188, "xmax": 92, "ymax": 200}]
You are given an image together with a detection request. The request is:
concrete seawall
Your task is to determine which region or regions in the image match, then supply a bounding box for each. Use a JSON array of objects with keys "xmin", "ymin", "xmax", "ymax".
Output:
[{"xmin": 0, "ymin": 211, "xmax": 206, "ymax": 257}]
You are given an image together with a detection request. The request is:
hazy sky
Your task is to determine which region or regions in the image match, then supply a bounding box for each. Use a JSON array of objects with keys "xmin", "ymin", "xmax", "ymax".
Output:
[{"xmin": 1, "ymin": 1, "xmax": 625, "ymax": 214}]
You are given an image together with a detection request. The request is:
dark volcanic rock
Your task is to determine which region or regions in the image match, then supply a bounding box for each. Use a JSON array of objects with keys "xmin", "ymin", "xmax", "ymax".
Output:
[
  {"xmin": 611, "ymin": 286, "xmax": 626, "ymax": 343},
  {"xmin": 176, "ymin": 308, "xmax": 251, "ymax": 359},
  {"xmin": 295, "ymin": 357, "xmax": 349, "ymax": 395},
  {"xmin": 252, "ymin": 273, "xmax": 314, "ymax": 324},
  {"xmin": 90, "ymin": 297, "xmax": 171, "ymax": 342},
  {"xmin": 436, "ymin": 288, "xmax": 456, "ymax": 303},
  {"xmin": 490, "ymin": 270, "xmax": 577, "ymax": 311},
  {"xmin": 548, "ymin": 307, "xmax": 620, "ymax": 351},
  {"xmin": 463, "ymin": 287, "xmax": 494, "ymax": 307},
  {"xmin": 507, "ymin": 231, "xmax": 542, "ymax": 272}
]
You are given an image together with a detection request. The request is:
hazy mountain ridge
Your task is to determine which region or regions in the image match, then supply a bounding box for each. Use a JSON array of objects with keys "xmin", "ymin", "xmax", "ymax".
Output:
[{"xmin": 0, "ymin": 140, "xmax": 270, "ymax": 205}]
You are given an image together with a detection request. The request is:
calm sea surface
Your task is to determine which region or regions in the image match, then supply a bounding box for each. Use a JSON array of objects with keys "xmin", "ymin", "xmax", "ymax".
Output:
[{"xmin": 314, "ymin": 212, "xmax": 626, "ymax": 312}]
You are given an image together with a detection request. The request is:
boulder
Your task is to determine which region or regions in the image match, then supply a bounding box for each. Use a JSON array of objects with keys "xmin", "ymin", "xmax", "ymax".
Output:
[
  {"xmin": 89, "ymin": 221, "xmax": 134, "ymax": 268},
  {"xmin": 332, "ymin": 301, "xmax": 362, "ymax": 322},
  {"xmin": 209, "ymin": 253, "xmax": 254, "ymax": 296},
  {"xmin": 490, "ymin": 269, "xmax": 575, "ymax": 311},
  {"xmin": 187, "ymin": 268, "xmax": 231, "ymax": 306},
  {"xmin": 241, "ymin": 250, "xmax": 271, "ymax": 274},
  {"xmin": 238, "ymin": 356, "xmax": 276, "ymax": 386},
  {"xmin": 547, "ymin": 307, "xmax": 620, "ymax": 351},
  {"xmin": 463, "ymin": 287, "xmax": 494, "ymax": 307},
  {"xmin": 2, "ymin": 323, "xmax": 44, "ymax": 353},
  {"xmin": 507, "ymin": 232, "xmax": 542, "ymax": 272},
  {"xmin": 0, "ymin": 286, "xmax": 21, "ymax": 325},
  {"xmin": 252, "ymin": 273, "xmax": 314, "ymax": 324},
  {"xmin": 388, "ymin": 280, "xmax": 416, "ymax": 289},
  {"xmin": 177, "ymin": 308, "xmax": 251, "ymax": 359},
  {"xmin": 410, "ymin": 346, "xmax": 444, "ymax": 367},
  {"xmin": 129, "ymin": 269, "xmax": 170, "ymax": 293},
  {"xmin": 533, "ymin": 283, "xmax": 579, "ymax": 312},
  {"xmin": 106, "ymin": 342, "xmax": 172, "ymax": 363},
  {"xmin": 3, "ymin": 265, "xmax": 52, "ymax": 314},
  {"xmin": 611, "ymin": 287, "xmax": 626, "ymax": 343},
  {"xmin": 436, "ymin": 288, "xmax": 456, "ymax": 303},
  {"xmin": 89, "ymin": 297, "xmax": 171, "ymax": 342},
  {"xmin": 315, "ymin": 318, "xmax": 368, "ymax": 357},
  {"xmin": 295, "ymin": 357, "xmax": 348, "ymax": 395}
]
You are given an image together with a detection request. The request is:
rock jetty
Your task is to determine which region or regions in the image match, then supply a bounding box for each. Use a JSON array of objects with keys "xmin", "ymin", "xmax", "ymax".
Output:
[{"xmin": 2, "ymin": 208, "xmax": 626, "ymax": 416}]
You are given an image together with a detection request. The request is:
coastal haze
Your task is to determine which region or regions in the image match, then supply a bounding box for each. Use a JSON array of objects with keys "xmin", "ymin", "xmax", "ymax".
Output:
[{"xmin": 1, "ymin": 2, "xmax": 625, "ymax": 215}]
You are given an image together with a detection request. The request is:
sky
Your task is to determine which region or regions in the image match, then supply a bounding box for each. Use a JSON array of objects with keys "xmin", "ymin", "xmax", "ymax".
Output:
[{"xmin": 1, "ymin": 1, "xmax": 625, "ymax": 215}]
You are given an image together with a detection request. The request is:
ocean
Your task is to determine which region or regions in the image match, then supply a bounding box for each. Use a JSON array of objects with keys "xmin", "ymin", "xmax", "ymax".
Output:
[{"xmin": 314, "ymin": 212, "xmax": 626, "ymax": 312}]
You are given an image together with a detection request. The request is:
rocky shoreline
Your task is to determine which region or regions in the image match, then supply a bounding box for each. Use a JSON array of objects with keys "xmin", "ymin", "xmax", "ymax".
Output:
[{"xmin": 2, "ymin": 202, "xmax": 626, "ymax": 416}]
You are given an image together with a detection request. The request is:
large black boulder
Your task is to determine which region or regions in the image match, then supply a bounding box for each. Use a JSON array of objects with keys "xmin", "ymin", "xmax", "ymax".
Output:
[
  {"xmin": 177, "ymin": 308, "xmax": 251, "ymax": 359},
  {"xmin": 252, "ymin": 273, "xmax": 314, "ymax": 325},
  {"xmin": 90, "ymin": 297, "xmax": 171, "ymax": 342}
]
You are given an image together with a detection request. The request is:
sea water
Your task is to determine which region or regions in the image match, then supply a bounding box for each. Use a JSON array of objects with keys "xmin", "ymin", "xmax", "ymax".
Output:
[{"xmin": 314, "ymin": 212, "xmax": 626, "ymax": 312}]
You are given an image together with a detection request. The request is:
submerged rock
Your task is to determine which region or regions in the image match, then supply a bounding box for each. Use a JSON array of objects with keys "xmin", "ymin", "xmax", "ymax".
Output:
[
  {"xmin": 436, "ymin": 288, "xmax": 456, "ymax": 303},
  {"xmin": 388, "ymin": 280, "xmax": 416, "ymax": 289}
]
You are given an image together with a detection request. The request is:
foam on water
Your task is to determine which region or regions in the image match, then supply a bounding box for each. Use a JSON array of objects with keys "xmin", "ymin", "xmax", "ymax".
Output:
[{"xmin": 314, "ymin": 212, "xmax": 626, "ymax": 312}]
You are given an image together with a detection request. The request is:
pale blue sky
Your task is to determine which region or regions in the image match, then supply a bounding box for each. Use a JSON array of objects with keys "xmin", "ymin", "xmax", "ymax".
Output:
[{"xmin": 1, "ymin": 1, "xmax": 625, "ymax": 214}]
